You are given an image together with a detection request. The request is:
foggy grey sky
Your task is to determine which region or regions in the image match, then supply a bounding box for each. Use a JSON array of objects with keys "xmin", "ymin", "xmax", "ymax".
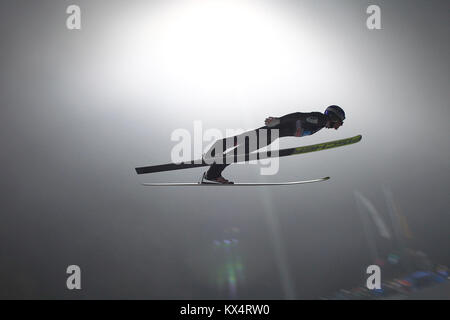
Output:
[{"xmin": 0, "ymin": 0, "xmax": 449, "ymax": 299}]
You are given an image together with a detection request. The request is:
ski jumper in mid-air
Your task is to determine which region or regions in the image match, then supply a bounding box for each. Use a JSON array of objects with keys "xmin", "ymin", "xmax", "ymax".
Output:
[{"xmin": 201, "ymin": 105, "xmax": 346, "ymax": 184}]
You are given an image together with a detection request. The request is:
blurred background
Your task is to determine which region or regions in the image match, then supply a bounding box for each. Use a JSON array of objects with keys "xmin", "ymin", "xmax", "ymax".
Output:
[{"xmin": 0, "ymin": 0, "xmax": 449, "ymax": 299}]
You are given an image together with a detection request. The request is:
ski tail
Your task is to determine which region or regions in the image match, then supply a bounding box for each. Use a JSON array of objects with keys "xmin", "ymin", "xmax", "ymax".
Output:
[
  {"xmin": 135, "ymin": 161, "xmax": 207, "ymax": 175},
  {"xmin": 135, "ymin": 135, "xmax": 362, "ymax": 175}
]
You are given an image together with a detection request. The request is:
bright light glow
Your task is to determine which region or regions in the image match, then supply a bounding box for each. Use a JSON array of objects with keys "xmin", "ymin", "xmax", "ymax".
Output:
[
  {"xmin": 151, "ymin": 1, "xmax": 294, "ymax": 89},
  {"xmin": 101, "ymin": 0, "xmax": 325, "ymax": 104}
]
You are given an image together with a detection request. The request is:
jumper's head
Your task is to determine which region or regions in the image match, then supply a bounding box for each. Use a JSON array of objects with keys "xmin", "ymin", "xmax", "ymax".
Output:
[{"xmin": 324, "ymin": 105, "xmax": 345, "ymax": 130}]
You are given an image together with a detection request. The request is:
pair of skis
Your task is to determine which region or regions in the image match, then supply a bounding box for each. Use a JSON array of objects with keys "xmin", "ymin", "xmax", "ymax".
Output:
[{"xmin": 136, "ymin": 135, "xmax": 362, "ymax": 186}]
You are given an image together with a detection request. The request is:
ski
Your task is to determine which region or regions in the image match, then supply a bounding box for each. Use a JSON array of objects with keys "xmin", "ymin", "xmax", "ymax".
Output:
[
  {"xmin": 142, "ymin": 176, "xmax": 330, "ymax": 187},
  {"xmin": 135, "ymin": 134, "xmax": 362, "ymax": 175}
]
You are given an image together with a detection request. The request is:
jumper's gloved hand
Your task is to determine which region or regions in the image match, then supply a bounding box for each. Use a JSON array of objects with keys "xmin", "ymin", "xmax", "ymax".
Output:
[{"xmin": 265, "ymin": 117, "xmax": 280, "ymax": 127}]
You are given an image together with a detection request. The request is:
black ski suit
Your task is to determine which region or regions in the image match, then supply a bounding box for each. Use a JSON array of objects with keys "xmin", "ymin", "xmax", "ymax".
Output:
[{"xmin": 206, "ymin": 112, "xmax": 329, "ymax": 179}]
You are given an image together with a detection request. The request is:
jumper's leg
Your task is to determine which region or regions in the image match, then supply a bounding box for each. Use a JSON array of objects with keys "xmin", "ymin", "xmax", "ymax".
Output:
[{"xmin": 204, "ymin": 128, "xmax": 276, "ymax": 180}]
